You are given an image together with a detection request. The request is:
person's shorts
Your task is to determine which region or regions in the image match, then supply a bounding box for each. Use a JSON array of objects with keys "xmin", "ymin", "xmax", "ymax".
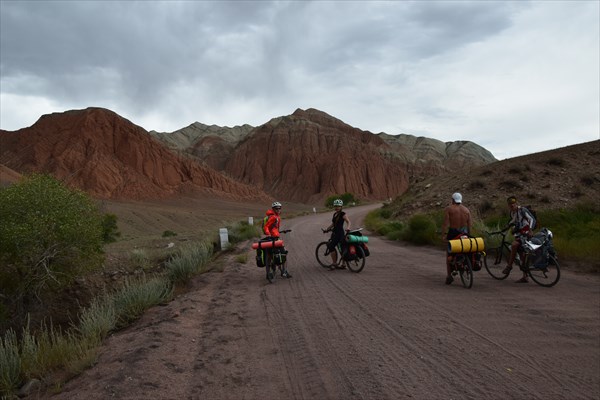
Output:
[{"xmin": 327, "ymin": 234, "xmax": 343, "ymax": 252}]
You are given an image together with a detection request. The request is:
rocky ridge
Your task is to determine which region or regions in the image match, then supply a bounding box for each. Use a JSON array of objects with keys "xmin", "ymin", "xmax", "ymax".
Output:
[{"xmin": 0, "ymin": 108, "xmax": 268, "ymax": 201}]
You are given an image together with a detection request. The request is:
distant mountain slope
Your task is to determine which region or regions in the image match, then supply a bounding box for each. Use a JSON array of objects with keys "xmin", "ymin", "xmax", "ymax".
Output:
[
  {"xmin": 0, "ymin": 108, "xmax": 268, "ymax": 201},
  {"xmin": 389, "ymin": 140, "xmax": 600, "ymax": 219},
  {"xmin": 149, "ymin": 123, "xmax": 254, "ymax": 171}
]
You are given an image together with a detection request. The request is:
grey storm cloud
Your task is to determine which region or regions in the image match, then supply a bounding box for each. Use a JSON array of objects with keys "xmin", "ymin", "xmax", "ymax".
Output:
[{"xmin": 1, "ymin": 0, "xmax": 598, "ymax": 159}]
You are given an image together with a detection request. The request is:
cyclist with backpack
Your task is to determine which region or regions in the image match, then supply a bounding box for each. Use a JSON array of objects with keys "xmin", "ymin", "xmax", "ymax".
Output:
[
  {"xmin": 503, "ymin": 195, "xmax": 537, "ymax": 283},
  {"xmin": 263, "ymin": 201, "xmax": 291, "ymax": 279},
  {"xmin": 322, "ymin": 199, "xmax": 351, "ymax": 270}
]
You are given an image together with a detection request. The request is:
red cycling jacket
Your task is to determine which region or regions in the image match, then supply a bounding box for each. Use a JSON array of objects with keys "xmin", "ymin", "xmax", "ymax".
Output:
[{"xmin": 262, "ymin": 209, "xmax": 281, "ymax": 237}]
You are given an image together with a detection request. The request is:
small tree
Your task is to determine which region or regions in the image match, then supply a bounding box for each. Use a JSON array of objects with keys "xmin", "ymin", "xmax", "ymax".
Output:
[
  {"xmin": 0, "ymin": 174, "xmax": 105, "ymax": 310},
  {"xmin": 101, "ymin": 213, "xmax": 121, "ymax": 243}
]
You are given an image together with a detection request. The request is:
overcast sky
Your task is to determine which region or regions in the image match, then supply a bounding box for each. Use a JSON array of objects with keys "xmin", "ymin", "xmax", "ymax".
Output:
[{"xmin": 1, "ymin": 1, "xmax": 598, "ymax": 159}]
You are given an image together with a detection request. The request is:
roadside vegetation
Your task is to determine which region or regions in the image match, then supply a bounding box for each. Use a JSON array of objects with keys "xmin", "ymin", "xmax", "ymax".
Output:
[
  {"xmin": 0, "ymin": 174, "xmax": 259, "ymax": 398},
  {"xmin": 365, "ymin": 201, "xmax": 600, "ymax": 271}
]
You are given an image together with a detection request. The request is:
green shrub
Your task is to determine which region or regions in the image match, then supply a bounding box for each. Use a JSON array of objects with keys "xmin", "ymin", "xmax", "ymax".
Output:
[
  {"xmin": 0, "ymin": 174, "xmax": 105, "ymax": 315},
  {"xmin": 76, "ymin": 297, "xmax": 117, "ymax": 345},
  {"xmin": 380, "ymin": 221, "xmax": 404, "ymax": 237},
  {"xmin": 101, "ymin": 213, "xmax": 121, "ymax": 243},
  {"xmin": 0, "ymin": 330, "xmax": 21, "ymax": 396},
  {"xmin": 379, "ymin": 207, "xmax": 393, "ymax": 219},
  {"xmin": 166, "ymin": 242, "xmax": 213, "ymax": 284},
  {"xmin": 227, "ymin": 221, "xmax": 260, "ymax": 244},
  {"xmin": 402, "ymin": 214, "xmax": 437, "ymax": 245},
  {"xmin": 111, "ymin": 277, "xmax": 173, "ymax": 327},
  {"xmin": 130, "ymin": 249, "xmax": 151, "ymax": 270},
  {"xmin": 162, "ymin": 230, "xmax": 177, "ymax": 237}
]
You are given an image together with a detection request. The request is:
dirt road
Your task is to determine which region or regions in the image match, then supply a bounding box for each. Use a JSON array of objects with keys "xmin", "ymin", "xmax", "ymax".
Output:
[{"xmin": 48, "ymin": 204, "xmax": 600, "ymax": 399}]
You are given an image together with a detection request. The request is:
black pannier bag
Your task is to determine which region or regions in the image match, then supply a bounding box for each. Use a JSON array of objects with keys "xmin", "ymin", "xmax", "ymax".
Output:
[
  {"xmin": 256, "ymin": 248, "xmax": 265, "ymax": 268},
  {"xmin": 272, "ymin": 247, "xmax": 288, "ymax": 265},
  {"xmin": 255, "ymin": 237, "xmax": 275, "ymax": 268}
]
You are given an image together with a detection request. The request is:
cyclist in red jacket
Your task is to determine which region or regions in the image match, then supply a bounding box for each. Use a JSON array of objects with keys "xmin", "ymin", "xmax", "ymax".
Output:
[
  {"xmin": 263, "ymin": 201, "xmax": 282, "ymax": 238},
  {"xmin": 262, "ymin": 201, "xmax": 291, "ymax": 279}
]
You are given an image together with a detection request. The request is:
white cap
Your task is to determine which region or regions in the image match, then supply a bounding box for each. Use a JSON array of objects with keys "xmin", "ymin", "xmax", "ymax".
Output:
[{"xmin": 452, "ymin": 192, "xmax": 462, "ymax": 204}]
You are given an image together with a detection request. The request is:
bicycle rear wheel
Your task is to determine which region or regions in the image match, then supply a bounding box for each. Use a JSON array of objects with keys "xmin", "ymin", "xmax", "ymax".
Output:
[
  {"xmin": 315, "ymin": 241, "xmax": 337, "ymax": 268},
  {"xmin": 527, "ymin": 254, "xmax": 560, "ymax": 287},
  {"xmin": 458, "ymin": 255, "xmax": 473, "ymax": 289},
  {"xmin": 265, "ymin": 257, "xmax": 275, "ymax": 283},
  {"xmin": 484, "ymin": 245, "xmax": 510, "ymax": 280},
  {"xmin": 345, "ymin": 245, "xmax": 365, "ymax": 273}
]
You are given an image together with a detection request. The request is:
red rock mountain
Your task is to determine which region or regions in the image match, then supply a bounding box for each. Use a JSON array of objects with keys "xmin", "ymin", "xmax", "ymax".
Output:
[
  {"xmin": 222, "ymin": 109, "xmax": 496, "ymax": 203},
  {"xmin": 0, "ymin": 108, "xmax": 268, "ymax": 201}
]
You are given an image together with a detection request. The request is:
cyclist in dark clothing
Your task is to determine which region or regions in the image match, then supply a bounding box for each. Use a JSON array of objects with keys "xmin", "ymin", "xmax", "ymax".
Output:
[{"xmin": 323, "ymin": 199, "xmax": 351, "ymax": 270}]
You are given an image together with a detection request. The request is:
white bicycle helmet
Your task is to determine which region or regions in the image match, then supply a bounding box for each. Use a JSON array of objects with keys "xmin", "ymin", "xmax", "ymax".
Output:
[
  {"xmin": 333, "ymin": 199, "xmax": 343, "ymax": 207},
  {"xmin": 272, "ymin": 201, "xmax": 282, "ymax": 209}
]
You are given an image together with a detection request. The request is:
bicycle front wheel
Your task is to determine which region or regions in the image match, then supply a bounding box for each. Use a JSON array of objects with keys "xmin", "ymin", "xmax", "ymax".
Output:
[
  {"xmin": 527, "ymin": 254, "xmax": 560, "ymax": 287},
  {"xmin": 316, "ymin": 241, "xmax": 336, "ymax": 268},
  {"xmin": 484, "ymin": 245, "xmax": 510, "ymax": 280},
  {"xmin": 458, "ymin": 255, "xmax": 473, "ymax": 289},
  {"xmin": 346, "ymin": 245, "xmax": 366, "ymax": 273}
]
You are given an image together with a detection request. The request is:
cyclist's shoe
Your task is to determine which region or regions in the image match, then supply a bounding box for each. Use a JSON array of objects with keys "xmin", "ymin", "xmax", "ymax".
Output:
[
  {"xmin": 445, "ymin": 275, "xmax": 454, "ymax": 285},
  {"xmin": 281, "ymin": 269, "xmax": 292, "ymax": 278},
  {"xmin": 267, "ymin": 271, "xmax": 274, "ymax": 281},
  {"xmin": 451, "ymin": 271, "xmax": 458, "ymax": 277},
  {"xmin": 515, "ymin": 276, "xmax": 529, "ymax": 283},
  {"xmin": 502, "ymin": 265, "xmax": 512, "ymax": 275}
]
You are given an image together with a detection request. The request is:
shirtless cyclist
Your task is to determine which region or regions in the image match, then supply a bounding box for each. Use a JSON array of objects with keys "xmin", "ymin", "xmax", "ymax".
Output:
[{"xmin": 441, "ymin": 192, "xmax": 472, "ymax": 285}]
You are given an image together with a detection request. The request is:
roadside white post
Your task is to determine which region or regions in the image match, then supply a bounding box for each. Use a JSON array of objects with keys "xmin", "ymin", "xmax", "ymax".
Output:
[
  {"xmin": 313, "ymin": 207, "xmax": 316, "ymax": 214},
  {"xmin": 248, "ymin": 216, "xmax": 254, "ymax": 225},
  {"xmin": 219, "ymin": 228, "xmax": 229, "ymax": 250}
]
